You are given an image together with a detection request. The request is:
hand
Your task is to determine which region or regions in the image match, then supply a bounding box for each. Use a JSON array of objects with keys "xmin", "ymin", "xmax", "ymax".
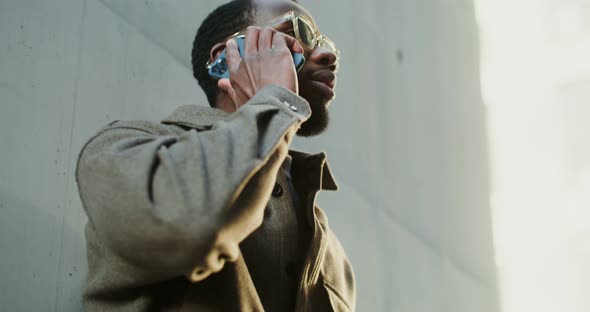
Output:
[{"xmin": 217, "ymin": 26, "xmax": 304, "ymax": 108}]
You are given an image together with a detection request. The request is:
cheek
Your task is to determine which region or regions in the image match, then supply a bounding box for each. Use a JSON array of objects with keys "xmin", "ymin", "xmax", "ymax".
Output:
[
  {"xmin": 303, "ymin": 50, "xmax": 313, "ymax": 62},
  {"xmin": 297, "ymin": 56, "xmax": 315, "ymax": 76}
]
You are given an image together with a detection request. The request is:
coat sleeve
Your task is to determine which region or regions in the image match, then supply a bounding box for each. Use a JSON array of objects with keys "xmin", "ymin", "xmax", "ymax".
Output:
[{"xmin": 75, "ymin": 85, "xmax": 310, "ymax": 283}]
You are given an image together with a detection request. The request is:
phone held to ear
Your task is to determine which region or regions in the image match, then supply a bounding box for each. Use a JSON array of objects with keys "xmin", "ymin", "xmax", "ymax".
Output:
[{"xmin": 208, "ymin": 35, "xmax": 305, "ymax": 80}]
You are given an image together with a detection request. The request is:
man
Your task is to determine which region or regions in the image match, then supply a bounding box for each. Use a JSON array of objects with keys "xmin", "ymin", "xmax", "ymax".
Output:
[{"xmin": 75, "ymin": 0, "xmax": 355, "ymax": 311}]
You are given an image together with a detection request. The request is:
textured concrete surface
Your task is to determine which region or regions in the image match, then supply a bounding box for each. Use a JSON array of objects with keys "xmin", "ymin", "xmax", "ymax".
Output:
[{"xmin": 0, "ymin": 0, "xmax": 498, "ymax": 311}]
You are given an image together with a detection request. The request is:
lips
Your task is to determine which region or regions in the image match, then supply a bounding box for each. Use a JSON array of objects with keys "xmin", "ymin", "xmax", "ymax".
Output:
[
  {"xmin": 306, "ymin": 70, "xmax": 336, "ymax": 100},
  {"xmin": 310, "ymin": 70, "xmax": 336, "ymax": 89}
]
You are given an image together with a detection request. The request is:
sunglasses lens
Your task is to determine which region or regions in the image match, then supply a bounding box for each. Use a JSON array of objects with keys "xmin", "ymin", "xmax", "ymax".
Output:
[{"xmin": 296, "ymin": 18, "xmax": 316, "ymax": 49}]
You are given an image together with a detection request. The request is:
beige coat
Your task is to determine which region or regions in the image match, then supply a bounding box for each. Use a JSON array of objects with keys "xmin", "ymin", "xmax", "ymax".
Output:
[{"xmin": 75, "ymin": 85, "xmax": 355, "ymax": 311}]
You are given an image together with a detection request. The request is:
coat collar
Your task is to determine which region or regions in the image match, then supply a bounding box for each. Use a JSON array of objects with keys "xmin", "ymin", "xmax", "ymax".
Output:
[
  {"xmin": 161, "ymin": 105, "xmax": 338, "ymax": 191},
  {"xmin": 288, "ymin": 150, "xmax": 338, "ymax": 191}
]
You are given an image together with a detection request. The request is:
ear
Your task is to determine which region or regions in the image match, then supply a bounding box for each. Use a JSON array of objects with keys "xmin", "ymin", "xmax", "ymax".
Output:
[{"xmin": 209, "ymin": 42, "xmax": 227, "ymax": 64}]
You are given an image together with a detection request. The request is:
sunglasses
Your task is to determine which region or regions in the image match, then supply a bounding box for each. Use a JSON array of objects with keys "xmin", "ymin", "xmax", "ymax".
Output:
[{"xmin": 206, "ymin": 11, "xmax": 339, "ymax": 70}]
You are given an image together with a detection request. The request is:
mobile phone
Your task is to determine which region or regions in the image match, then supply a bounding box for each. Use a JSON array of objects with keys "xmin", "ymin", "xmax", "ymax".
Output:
[{"xmin": 208, "ymin": 35, "xmax": 305, "ymax": 80}]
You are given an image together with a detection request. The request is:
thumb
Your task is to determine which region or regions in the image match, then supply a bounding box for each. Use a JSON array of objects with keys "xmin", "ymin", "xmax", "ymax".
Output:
[{"xmin": 218, "ymin": 78, "xmax": 231, "ymax": 93}]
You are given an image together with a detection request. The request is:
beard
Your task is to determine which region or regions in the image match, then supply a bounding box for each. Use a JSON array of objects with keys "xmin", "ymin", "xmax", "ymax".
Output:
[
  {"xmin": 296, "ymin": 79, "xmax": 333, "ymax": 137},
  {"xmin": 296, "ymin": 97, "xmax": 330, "ymax": 137}
]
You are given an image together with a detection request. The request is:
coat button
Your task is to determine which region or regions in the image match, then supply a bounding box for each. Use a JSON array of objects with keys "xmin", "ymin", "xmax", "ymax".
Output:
[
  {"xmin": 272, "ymin": 183, "xmax": 283, "ymax": 197},
  {"xmin": 283, "ymin": 101, "xmax": 298, "ymax": 112},
  {"xmin": 283, "ymin": 101, "xmax": 297, "ymax": 112}
]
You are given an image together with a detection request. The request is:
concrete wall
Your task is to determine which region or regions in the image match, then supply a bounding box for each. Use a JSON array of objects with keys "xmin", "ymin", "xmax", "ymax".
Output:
[{"xmin": 0, "ymin": 0, "xmax": 498, "ymax": 311}]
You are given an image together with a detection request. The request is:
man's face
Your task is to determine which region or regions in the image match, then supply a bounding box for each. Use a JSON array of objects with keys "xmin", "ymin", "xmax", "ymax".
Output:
[{"xmin": 252, "ymin": 0, "xmax": 339, "ymax": 137}]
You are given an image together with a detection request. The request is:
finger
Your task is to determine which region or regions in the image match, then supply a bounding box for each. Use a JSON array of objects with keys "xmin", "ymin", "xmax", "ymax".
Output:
[
  {"xmin": 258, "ymin": 27, "xmax": 273, "ymax": 51},
  {"xmin": 271, "ymin": 32, "xmax": 289, "ymax": 52},
  {"xmin": 225, "ymin": 38, "xmax": 241, "ymax": 73},
  {"xmin": 244, "ymin": 26, "xmax": 260, "ymax": 55},
  {"xmin": 217, "ymin": 78, "xmax": 231, "ymax": 93},
  {"xmin": 282, "ymin": 33, "xmax": 304, "ymax": 53}
]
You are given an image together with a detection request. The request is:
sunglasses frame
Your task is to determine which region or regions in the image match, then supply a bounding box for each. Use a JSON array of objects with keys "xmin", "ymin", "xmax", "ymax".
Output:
[{"xmin": 206, "ymin": 10, "xmax": 339, "ymax": 70}]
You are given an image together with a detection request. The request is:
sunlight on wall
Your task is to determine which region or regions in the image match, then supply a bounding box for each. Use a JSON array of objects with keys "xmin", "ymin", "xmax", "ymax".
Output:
[{"xmin": 473, "ymin": 0, "xmax": 590, "ymax": 311}]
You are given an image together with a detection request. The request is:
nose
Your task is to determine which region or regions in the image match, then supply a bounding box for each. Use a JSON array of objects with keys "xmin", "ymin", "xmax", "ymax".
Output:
[{"xmin": 308, "ymin": 46, "xmax": 338, "ymax": 72}]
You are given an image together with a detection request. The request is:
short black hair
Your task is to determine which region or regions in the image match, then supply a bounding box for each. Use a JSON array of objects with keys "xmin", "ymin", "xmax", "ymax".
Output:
[
  {"xmin": 191, "ymin": 0, "xmax": 298, "ymax": 107},
  {"xmin": 192, "ymin": 0, "xmax": 255, "ymax": 107}
]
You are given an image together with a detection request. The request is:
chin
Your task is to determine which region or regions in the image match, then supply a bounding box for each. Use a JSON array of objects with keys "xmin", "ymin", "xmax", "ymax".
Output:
[
  {"xmin": 296, "ymin": 76, "xmax": 336, "ymax": 137},
  {"xmin": 296, "ymin": 97, "xmax": 331, "ymax": 137}
]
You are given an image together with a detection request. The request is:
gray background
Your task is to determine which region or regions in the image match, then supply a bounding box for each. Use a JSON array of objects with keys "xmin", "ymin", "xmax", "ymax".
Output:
[{"xmin": 0, "ymin": 0, "xmax": 499, "ymax": 311}]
